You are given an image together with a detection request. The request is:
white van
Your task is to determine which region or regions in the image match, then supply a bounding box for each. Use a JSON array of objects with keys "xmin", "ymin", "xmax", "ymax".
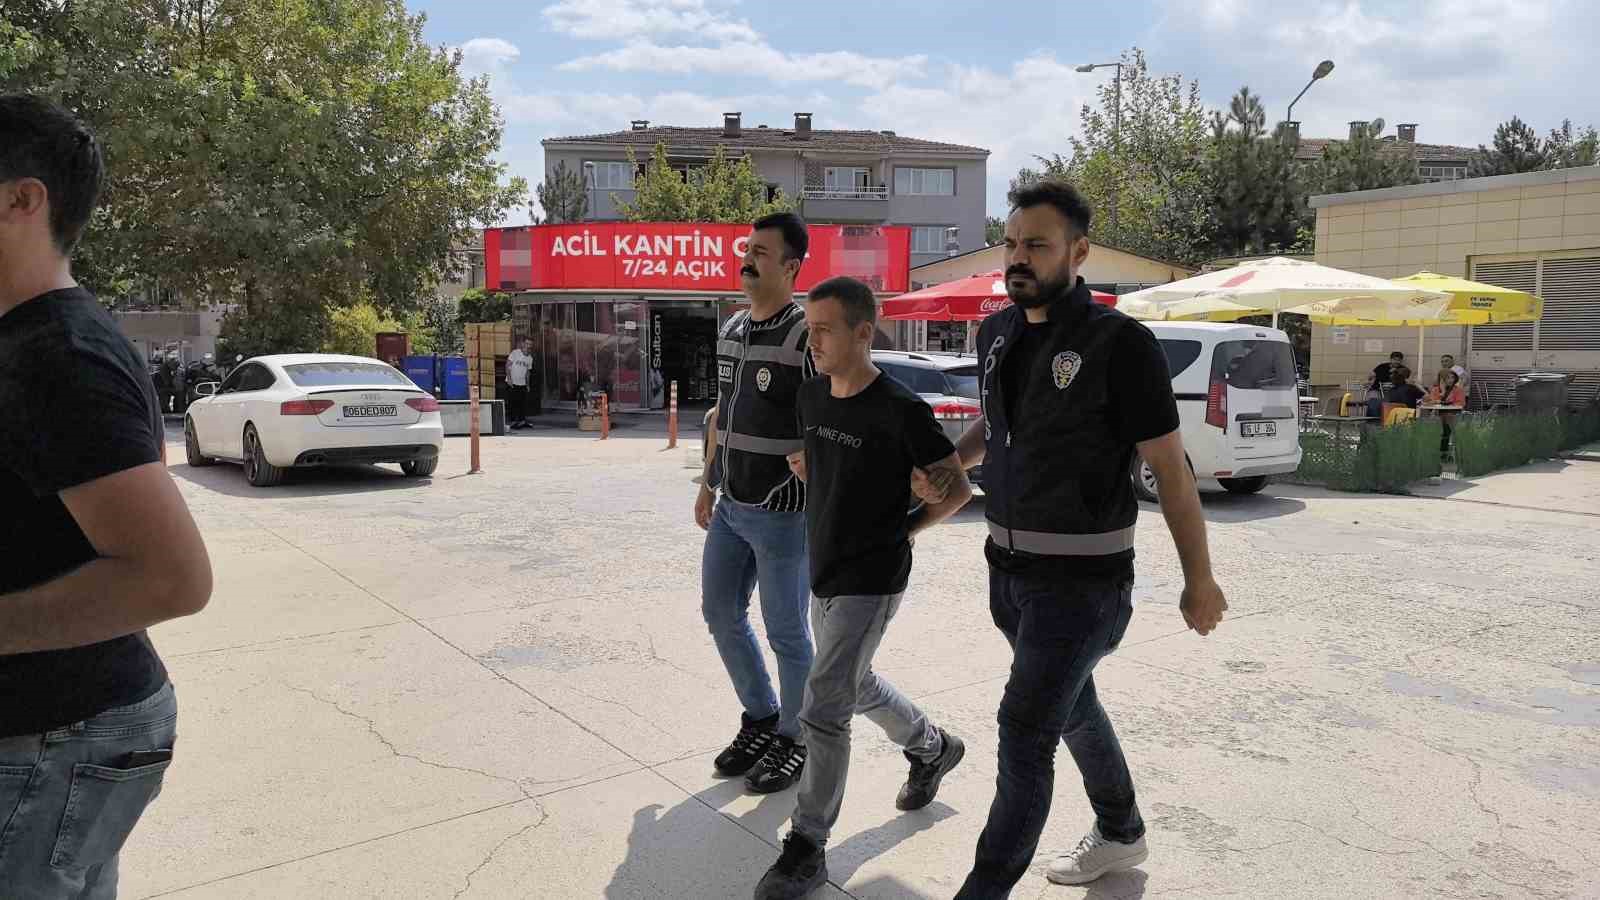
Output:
[{"xmin": 1131, "ymin": 322, "xmax": 1302, "ymax": 501}]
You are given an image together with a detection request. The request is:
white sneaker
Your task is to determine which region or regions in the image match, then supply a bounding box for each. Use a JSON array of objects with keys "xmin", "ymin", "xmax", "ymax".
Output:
[{"xmin": 1046, "ymin": 824, "xmax": 1149, "ymax": 885}]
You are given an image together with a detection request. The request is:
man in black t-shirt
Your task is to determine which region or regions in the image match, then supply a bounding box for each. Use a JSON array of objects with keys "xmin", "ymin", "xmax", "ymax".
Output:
[
  {"xmin": 0, "ymin": 95, "xmax": 212, "ymax": 896},
  {"xmin": 1385, "ymin": 366, "xmax": 1426, "ymax": 409},
  {"xmin": 754, "ymin": 277, "xmax": 973, "ymax": 900}
]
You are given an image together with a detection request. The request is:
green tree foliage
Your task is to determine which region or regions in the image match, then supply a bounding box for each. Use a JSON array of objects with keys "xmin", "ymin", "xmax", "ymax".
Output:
[
  {"xmin": 616, "ymin": 143, "xmax": 793, "ymax": 223},
  {"xmin": 1543, "ymin": 120, "xmax": 1599, "ymax": 169},
  {"xmin": 1311, "ymin": 118, "xmax": 1419, "ymax": 195},
  {"xmin": 1468, "ymin": 116, "xmax": 1547, "ymax": 177},
  {"xmin": 455, "ymin": 287, "xmax": 513, "ymax": 323},
  {"xmin": 536, "ymin": 160, "xmax": 589, "ymax": 224},
  {"xmin": 985, "ymin": 216, "xmax": 1005, "ymax": 247},
  {"xmin": 323, "ymin": 302, "xmax": 402, "ymax": 358},
  {"xmin": 1205, "ymin": 88, "xmax": 1307, "ymax": 256},
  {"xmin": 3, "ymin": 0, "xmax": 526, "ymax": 351},
  {"xmin": 418, "ymin": 296, "xmax": 463, "ymax": 355}
]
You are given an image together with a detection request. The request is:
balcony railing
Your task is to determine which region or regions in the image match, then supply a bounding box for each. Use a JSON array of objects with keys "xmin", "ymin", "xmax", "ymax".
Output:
[{"xmin": 802, "ymin": 185, "xmax": 889, "ymax": 201}]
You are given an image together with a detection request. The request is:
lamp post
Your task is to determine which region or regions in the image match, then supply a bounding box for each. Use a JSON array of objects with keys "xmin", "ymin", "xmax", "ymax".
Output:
[
  {"xmin": 1076, "ymin": 61, "xmax": 1123, "ymax": 238},
  {"xmin": 581, "ymin": 160, "xmax": 596, "ymax": 222},
  {"xmin": 1285, "ymin": 59, "xmax": 1335, "ymax": 135}
]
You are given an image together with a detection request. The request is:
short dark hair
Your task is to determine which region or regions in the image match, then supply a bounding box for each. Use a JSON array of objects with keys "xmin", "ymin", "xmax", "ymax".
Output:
[
  {"xmin": 1390, "ymin": 351, "xmax": 1405, "ymax": 360},
  {"xmin": 753, "ymin": 211, "xmax": 810, "ymax": 264},
  {"xmin": 1007, "ymin": 178, "xmax": 1092, "ymax": 238},
  {"xmin": 808, "ymin": 276, "xmax": 877, "ymax": 328},
  {"xmin": 0, "ymin": 94, "xmax": 103, "ymax": 253},
  {"xmin": 1394, "ymin": 366, "xmax": 1412, "ymax": 381}
]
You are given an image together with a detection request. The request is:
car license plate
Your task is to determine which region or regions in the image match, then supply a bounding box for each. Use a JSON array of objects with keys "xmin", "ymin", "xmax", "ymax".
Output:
[
  {"xmin": 1241, "ymin": 421, "xmax": 1277, "ymax": 438},
  {"xmin": 343, "ymin": 404, "xmax": 396, "ymax": 418}
]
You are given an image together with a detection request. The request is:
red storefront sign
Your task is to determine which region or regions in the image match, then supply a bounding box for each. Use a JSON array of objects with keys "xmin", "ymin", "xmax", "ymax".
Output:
[{"xmin": 486, "ymin": 223, "xmax": 911, "ymax": 295}]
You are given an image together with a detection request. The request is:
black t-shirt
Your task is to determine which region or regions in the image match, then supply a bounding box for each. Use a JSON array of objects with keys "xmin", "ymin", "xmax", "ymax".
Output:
[
  {"xmin": 1387, "ymin": 383, "xmax": 1425, "ymax": 407},
  {"xmin": 988, "ymin": 309, "xmax": 1181, "ymax": 579},
  {"xmin": 0, "ymin": 288, "xmax": 169, "ymax": 737},
  {"xmin": 799, "ymin": 373, "xmax": 956, "ymax": 599},
  {"xmin": 1373, "ymin": 362, "xmax": 1398, "ymax": 386}
]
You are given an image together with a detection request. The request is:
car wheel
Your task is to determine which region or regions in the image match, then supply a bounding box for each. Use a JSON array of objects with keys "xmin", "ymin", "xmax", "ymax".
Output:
[
  {"xmin": 184, "ymin": 418, "xmax": 215, "ymax": 467},
  {"xmin": 1129, "ymin": 453, "xmax": 1161, "ymax": 503},
  {"xmin": 401, "ymin": 457, "xmax": 438, "ymax": 477},
  {"xmin": 1219, "ymin": 476, "xmax": 1268, "ymax": 495},
  {"xmin": 243, "ymin": 425, "xmax": 285, "ymax": 487}
]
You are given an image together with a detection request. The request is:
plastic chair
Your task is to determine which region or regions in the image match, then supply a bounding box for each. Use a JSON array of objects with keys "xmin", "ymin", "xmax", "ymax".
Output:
[
  {"xmin": 1384, "ymin": 407, "xmax": 1417, "ymax": 427},
  {"xmin": 1337, "ymin": 392, "xmax": 1354, "ymax": 416}
]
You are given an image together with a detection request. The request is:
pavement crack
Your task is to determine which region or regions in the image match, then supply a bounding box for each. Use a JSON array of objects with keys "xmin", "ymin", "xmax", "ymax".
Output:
[
  {"xmin": 1342, "ymin": 794, "xmax": 1455, "ymax": 861},
  {"xmin": 1265, "ymin": 816, "xmax": 1427, "ymax": 857},
  {"xmin": 450, "ymin": 800, "xmax": 550, "ymax": 900},
  {"xmin": 635, "ymin": 624, "xmax": 707, "ymax": 683},
  {"xmin": 562, "ymin": 685, "xmax": 679, "ymax": 740}
]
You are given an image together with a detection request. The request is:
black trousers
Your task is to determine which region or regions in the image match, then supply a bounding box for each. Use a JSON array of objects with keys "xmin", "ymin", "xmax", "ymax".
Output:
[{"xmin": 506, "ymin": 384, "xmax": 528, "ymax": 423}]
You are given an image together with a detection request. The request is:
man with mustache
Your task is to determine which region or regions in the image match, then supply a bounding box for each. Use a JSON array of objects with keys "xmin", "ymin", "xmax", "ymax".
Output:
[
  {"xmin": 925, "ymin": 181, "xmax": 1228, "ymax": 898},
  {"xmin": 696, "ymin": 212, "xmax": 817, "ymax": 794}
]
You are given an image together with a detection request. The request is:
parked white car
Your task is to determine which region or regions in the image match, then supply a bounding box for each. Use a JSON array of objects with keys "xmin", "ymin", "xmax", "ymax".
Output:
[
  {"xmin": 1133, "ymin": 322, "xmax": 1303, "ymax": 501},
  {"xmin": 183, "ymin": 354, "xmax": 445, "ymax": 487}
]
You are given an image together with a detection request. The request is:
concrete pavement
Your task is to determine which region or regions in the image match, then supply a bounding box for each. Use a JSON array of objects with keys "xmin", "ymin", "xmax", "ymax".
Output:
[{"xmin": 122, "ymin": 427, "xmax": 1600, "ymax": 899}]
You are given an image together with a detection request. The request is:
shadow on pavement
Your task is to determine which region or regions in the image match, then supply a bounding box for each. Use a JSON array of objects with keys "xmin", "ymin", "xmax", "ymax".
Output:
[
  {"xmin": 1191, "ymin": 492, "xmax": 1307, "ymax": 523},
  {"xmin": 171, "ymin": 461, "xmax": 433, "ymax": 499},
  {"xmin": 1082, "ymin": 868, "xmax": 1150, "ymax": 899}
]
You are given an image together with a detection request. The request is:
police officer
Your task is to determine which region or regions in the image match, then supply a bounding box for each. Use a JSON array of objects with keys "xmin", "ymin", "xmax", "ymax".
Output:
[
  {"xmin": 695, "ymin": 212, "xmax": 816, "ymax": 795},
  {"xmin": 938, "ymin": 180, "xmax": 1229, "ymax": 898}
]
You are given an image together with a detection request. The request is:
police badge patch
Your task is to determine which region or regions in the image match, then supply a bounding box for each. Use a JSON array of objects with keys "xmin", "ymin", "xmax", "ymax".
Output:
[
  {"xmin": 756, "ymin": 367, "xmax": 773, "ymax": 392},
  {"xmin": 1051, "ymin": 351, "xmax": 1083, "ymax": 390}
]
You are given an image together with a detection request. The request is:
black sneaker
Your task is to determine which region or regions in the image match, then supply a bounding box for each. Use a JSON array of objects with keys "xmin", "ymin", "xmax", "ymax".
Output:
[
  {"xmin": 896, "ymin": 728, "xmax": 965, "ymax": 811},
  {"xmin": 714, "ymin": 712, "xmax": 779, "ymax": 777},
  {"xmin": 755, "ymin": 831, "xmax": 827, "ymax": 900},
  {"xmin": 745, "ymin": 735, "xmax": 806, "ymax": 794}
]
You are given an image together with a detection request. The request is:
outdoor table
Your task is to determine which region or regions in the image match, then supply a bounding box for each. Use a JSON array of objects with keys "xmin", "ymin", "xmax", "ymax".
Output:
[{"xmin": 1417, "ymin": 404, "xmax": 1464, "ymax": 418}]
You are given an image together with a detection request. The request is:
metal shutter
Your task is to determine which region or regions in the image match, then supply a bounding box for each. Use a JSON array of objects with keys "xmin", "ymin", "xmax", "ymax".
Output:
[
  {"xmin": 1468, "ymin": 260, "xmax": 1537, "ymax": 351},
  {"xmin": 1537, "ymin": 256, "xmax": 1600, "ymax": 352}
]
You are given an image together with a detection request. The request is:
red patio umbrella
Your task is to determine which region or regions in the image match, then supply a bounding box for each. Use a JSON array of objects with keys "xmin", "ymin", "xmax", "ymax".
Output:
[{"xmin": 879, "ymin": 271, "xmax": 1116, "ymax": 321}]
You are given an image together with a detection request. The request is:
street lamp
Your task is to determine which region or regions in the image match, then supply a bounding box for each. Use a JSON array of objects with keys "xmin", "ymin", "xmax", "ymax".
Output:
[
  {"xmin": 581, "ymin": 160, "xmax": 596, "ymax": 222},
  {"xmin": 1285, "ymin": 59, "xmax": 1335, "ymax": 134},
  {"xmin": 1076, "ymin": 61, "xmax": 1123, "ymax": 238}
]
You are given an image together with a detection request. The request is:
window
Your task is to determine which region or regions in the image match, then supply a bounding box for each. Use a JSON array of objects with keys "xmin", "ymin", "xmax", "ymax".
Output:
[
  {"xmin": 240, "ymin": 365, "xmax": 278, "ymax": 392},
  {"xmin": 588, "ymin": 161, "xmax": 634, "ymax": 190},
  {"xmin": 911, "ymin": 226, "xmax": 954, "ymax": 255},
  {"xmin": 895, "ymin": 167, "xmax": 955, "ymax": 196},
  {"xmin": 1212, "ymin": 341, "xmax": 1295, "ymax": 390},
  {"xmin": 944, "ymin": 365, "xmax": 980, "ymax": 399},
  {"xmin": 284, "ymin": 363, "xmax": 414, "ymax": 388},
  {"xmin": 824, "ymin": 167, "xmax": 872, "ymax": 192},
  {"xmin": 880, "ymin": 364, "xmax": 949, "ymax": 396},
  {"xmin": 1158, "ymin": 340, "xmax": 1204, "ymax": 378},
  {"xmin": 1418, "ymin": 164, "xmax": 1467, "ymax": 182}
]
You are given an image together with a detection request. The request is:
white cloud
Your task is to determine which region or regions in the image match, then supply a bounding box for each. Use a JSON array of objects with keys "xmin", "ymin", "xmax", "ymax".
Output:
[
  {"xmin": 542, "ymin": 0, "xmax": 760, "ymax": 43},
  {"xmin": 560, "ymin": 41, "xmax": 928, "ymax": 91},
  {"xmin": 457, "ymin": 37, "xmax": 521, "ymax": 75}
]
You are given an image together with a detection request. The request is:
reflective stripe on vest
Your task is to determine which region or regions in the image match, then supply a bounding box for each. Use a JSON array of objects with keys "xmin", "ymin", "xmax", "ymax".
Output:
[
  {"xmin": 719, "ymin": 429, "xmax": 804, "ymax": 456},
  {"xmin": 987, "ymin": 521, "xmax": 1136, "ymax": 556},
  {"xmin": 718, "ymin": 338, "xmax": 807, "ymax": 367}
]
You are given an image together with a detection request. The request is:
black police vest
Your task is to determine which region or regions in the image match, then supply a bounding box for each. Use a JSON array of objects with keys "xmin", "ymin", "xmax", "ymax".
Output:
[
  {"xmin": 978, "ymin": 284, "xmax": 1139, "ymax": 557},
  {"xmin": 714, "ymin": 304, "xmax": 810, "ymax": 506}
]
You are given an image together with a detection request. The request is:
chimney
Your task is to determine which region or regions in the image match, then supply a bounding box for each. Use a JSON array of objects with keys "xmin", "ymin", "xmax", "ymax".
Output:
[
  {"xmin": 1397, "ymin": 123, "xmax": 1418, "ymax": 142},
  {"xmin": 723, "ymin": 112, "xmax": 742, "ymax": 138},
  {"xmin": 631, "ymin": 119, "xmax": 650, "ymax": 131},
  {"xmin": 794, "ymin": 112, "xmax": 812, "ymax": 140},
  {"xmin": 1349, "ymin": 120, "xmax": 1368, "ymax": 141}
]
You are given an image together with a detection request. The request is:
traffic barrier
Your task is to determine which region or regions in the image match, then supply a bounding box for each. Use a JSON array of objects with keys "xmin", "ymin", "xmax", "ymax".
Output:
[
  {"xmin": 599, "ymin": 393, "xmax": 610, "ymax": 440},
  {"xmin": 667, "ymin": 380, "xmax": 679, "ymax": 449}
]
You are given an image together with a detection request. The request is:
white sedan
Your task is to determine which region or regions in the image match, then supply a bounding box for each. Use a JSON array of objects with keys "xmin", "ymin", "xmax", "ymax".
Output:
[{"xmin": 184, "ymin": 353, "xmax": 444, "ymax": 487}]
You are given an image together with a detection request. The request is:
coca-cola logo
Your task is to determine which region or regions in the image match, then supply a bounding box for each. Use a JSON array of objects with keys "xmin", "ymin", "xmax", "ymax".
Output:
[{"xmin": 979, "ymin": 297, "xmax": 1012, "ymax": 313}]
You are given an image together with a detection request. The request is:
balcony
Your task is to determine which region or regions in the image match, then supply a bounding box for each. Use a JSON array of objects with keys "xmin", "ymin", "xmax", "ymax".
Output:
[{"xmin": 801, "ymin": 185, "xmax": 890, "ymax": 223}]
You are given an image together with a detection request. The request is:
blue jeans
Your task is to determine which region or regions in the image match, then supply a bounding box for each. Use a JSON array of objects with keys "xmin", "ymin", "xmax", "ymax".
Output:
[
  {"xmin": 956, "ymin": 572, "xmax": 1141, "ymax": 899},
  {"xmin": 701, "ymin": 497, "xmax": 814, "ymax": 740},
  {"xmin": 0, "ymin": 682, "xmax": 178, "ymax": 900}
]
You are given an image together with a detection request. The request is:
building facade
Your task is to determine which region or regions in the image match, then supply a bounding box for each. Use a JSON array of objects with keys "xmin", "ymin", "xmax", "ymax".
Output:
[
  {"xmin": 1309, "ymin": 165, "xmax": 1600, "ymax": 406},
  {"xmin": 542, "ymin": 113, "xmax": 989, "ymax": 269},
  {"xmin": 1292, "ymin": 121, "xmax": 1476, "ymax": 184}
]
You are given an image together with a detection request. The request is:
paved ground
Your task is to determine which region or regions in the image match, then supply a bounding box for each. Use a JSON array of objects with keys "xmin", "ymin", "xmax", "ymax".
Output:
[{"xmin": 122, "ymin": 421, "xmax": 1600, "ymax": 899}]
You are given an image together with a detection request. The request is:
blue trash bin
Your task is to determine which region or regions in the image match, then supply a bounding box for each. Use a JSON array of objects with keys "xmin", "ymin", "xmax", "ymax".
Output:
[
  {"xmin": 403, "ymin": 355, "xmax": 437, "ymax": 394},
  {"xmin": 441, "ymin": 356, "xmax": 469, "ymax": 401}
]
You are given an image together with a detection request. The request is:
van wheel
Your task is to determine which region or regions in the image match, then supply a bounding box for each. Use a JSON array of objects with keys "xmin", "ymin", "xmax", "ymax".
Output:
[
  {"xmin": 1129, "ymin": 453, "xmax": 1161, "ymax": 502},
  {"xmin": 1220, "ymin": 476, "xmax": 1268, "ymax": 495}
]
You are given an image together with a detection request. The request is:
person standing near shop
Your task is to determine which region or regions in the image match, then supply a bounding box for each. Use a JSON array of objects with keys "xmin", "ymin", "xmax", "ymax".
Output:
[
  {"xmin": 506, "ymin": 337, "xmax": 534, "ymax": 429},
  {"xmin": 927, "ymin": 180, "xmax": 1227, "ymax": 898},
  {"xmin": 1, "ymin": 93, "xmax": 213, "ymax": 898},
  {"xmin": 754, "ymin": 276, "xmax": 972, "ymax": 900},
  {"xmin": 695, "ymin": 212, "xmax": 817, "ymax": 794}
]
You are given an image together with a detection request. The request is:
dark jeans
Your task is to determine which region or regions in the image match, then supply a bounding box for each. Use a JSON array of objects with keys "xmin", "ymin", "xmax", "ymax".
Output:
[
  {"xmin": 506, "ymin": 384, "xmax": 528, "ymax": 423},
  {"xmin": 956, "ymin": 570, "xmax": 1141, "ymax": 900}
]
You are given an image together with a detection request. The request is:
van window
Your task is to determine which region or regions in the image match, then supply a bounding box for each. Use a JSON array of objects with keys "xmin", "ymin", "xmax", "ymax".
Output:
[
  {"xmin": 1158, "ymin": 340, "xmax": 1203, "ymax": 378},
  {"xmin": 1212, "ymin": 340, "xmax": 1295, "ymax": 389}
]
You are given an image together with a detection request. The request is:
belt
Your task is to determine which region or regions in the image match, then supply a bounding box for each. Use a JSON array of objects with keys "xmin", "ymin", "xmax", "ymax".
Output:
[{"xmin": 988, "ymin": 521, "xmax": 1135, "ymax": 556}]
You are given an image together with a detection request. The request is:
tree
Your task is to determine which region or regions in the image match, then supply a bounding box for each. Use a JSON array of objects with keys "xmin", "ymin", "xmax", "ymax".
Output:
[
  {"xmin": 1544, "ymin": 120, "xmax": 1599, "ymax": 169},
  {"xmin": 1017, "ymin": 48, "xmax": 1214, "ymax": 265},
  {"xmin": 1204, "ymin": 88, "xmax": 1307, "ymax": 256},
  {"xmin": 985, "ymin": 216, "xmax": 1005, "ymax": 246},
  {"xmin": 323, "ymin": 303, "xmax": 402, "ymax": 358},
  {"xmin": 1312, "ymin": 118, "xmax": 1419, "ymax": 195},
  {"xmin": 536, "ymin": 160, "xmax": 589, "ymax": 224},
  {"xmin": 409, "ymin": 296, "xmax": 463, "ymax": 355},
  {"xmin": 616, "ymin": 143, "xmax": 793, "ymax": 222},
  {"xmin": 3, "ymin": 0, "xmax": 527, "ymax": 350},
  {"xmin": 1469, "ymin": 116, "xmax": 1547, "ymax": 177},
  {"xmin": 456, "ymin": 288, "xmax": 513, "ymax": 324}
]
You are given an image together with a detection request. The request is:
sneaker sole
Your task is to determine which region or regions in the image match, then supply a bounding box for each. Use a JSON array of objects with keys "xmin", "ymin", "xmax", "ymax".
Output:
[
  {"xmin": 897, "ymin": 735, "xmax": 966, "ymax": 811},
  {"xmin": 1044, "ymin": 845, "xmax": 1149, "ymax": 885},
  {"xmin": 745, "ymin": 762, "xmax": 805, "ymax": 795}
]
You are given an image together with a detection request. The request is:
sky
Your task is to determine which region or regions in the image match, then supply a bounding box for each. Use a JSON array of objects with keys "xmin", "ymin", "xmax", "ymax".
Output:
[{"xmin": 407, "ymin": 0, "xmax": 1599, "ymax": 224}]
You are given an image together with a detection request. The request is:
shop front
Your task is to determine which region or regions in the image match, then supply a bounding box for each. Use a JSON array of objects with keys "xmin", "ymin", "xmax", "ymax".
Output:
[{"xmin": 487, "ymin": 222, "xmax": 910, "ymax": 411}]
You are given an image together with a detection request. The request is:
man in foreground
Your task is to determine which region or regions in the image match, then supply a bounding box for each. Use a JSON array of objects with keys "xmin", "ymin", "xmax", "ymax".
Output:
[
  {"xmin": 935, "ymin": 180, "xmax": 1227, "ymax": 898},
  {"xmin": 0, "ymin": 94, "xmax": 212, "ymax": 898},
  {"xmin": 755, "ymin": 277, "xmax": 972, "ymax": 899},
  {"xmin": 697, "ymin": 213, "xmax": 817, "ymax": 794}
]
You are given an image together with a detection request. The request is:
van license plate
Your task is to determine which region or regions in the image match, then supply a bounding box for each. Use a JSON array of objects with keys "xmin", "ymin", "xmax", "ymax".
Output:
[
  {"xmin": 344, "ymin": 404, "xmax": 396, "ymax": 418},
  {"xmin": 1242, "ymin": 422, "xmax": 1276, "ymax": 438}
]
